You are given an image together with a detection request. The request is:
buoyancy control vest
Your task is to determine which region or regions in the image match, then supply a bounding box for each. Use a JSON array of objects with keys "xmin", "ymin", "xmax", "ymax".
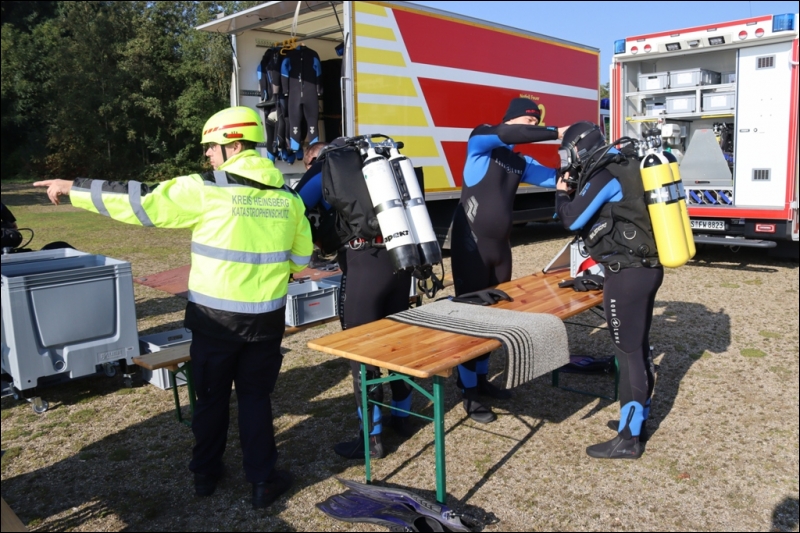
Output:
[{"xmin": 579, "ymin": 159, "xmax": 660, "ymax": 271}]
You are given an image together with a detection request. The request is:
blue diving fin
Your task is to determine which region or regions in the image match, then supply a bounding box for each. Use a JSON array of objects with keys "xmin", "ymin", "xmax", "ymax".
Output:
[
  {"xmin": 335, "ymin": 477, "xmax": 473, "ymax": 532},
  {"xmin": 316, "ymin": 489, "xmax": 445, "ymax": 532}
]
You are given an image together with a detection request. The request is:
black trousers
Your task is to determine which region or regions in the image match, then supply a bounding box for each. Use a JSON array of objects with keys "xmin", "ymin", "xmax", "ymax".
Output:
[
  {"xmin": 603, "ymin": 265, "xmax": 663, "ymax": 438},
  {"xmin": 338, "ymin": 246, "xmax": 413, "ymax": 431},
  {"xmin": 188, "ymin": 330, "xmax": 284, "ymax": 483},
  {"xmin": 450, "ymin": 203, "xmax": 512, "ymax": 371}
]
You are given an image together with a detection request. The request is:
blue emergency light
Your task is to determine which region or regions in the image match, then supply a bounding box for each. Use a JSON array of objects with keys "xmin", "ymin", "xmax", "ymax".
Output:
[
  {"xmin": 772, "ymin": 13, "xmax": 795, "ymax": 32},
  {"xmin": 614, "ymin": 39, "xmax": 626, "ymax": 54}
]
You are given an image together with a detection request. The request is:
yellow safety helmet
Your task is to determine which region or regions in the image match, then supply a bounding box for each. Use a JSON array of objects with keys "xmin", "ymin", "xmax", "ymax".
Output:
[{"xmin": 201, "ymin": 106, "xmax": 266, "ymax": 145}]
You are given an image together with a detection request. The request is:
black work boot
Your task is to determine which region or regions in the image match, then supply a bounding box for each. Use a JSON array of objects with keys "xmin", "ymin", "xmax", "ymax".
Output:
[
  {"xmin": 252, "ymin": 469, "xmax": 293, "ymax": 509},
  {"xmin": 388, "ymin": 415, "xmax": 415, "ymax": 438},
  {"xmin": 607, "ymin": 419, "xmax": 651, "ymax": 443},
  {"xmin": 477, "ymin": 374, "xmax": 512, "ymax": 400},
  {"xmin": 333, "ymin": 433, "xmax": 385, "ymax": 459},
  {"xmin": 194, "ymin": 464, "xmax": 225, "ymax": 497},
  {"xmin": 586, "ymin": 434, "xmax": 643, "ymax": 459},
  {"xmin": 462, "ymin": 388, "xmax": 496, "ymax": 424}
]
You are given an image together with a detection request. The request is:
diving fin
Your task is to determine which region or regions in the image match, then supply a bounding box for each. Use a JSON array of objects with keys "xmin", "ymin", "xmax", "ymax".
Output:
[
  {"xmin": 336, "ymin": 477, "xmax": 473, "ymax": 532},
  {"xmin": 317, "ymin": 489, "xmax": 444, "ymax": 532}
]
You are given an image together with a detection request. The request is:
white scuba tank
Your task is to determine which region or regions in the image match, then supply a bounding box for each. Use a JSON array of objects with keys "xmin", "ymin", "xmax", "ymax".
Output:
[{"xmin": 360, "ymin": 146, "xmax": 420, "ymax": 271}]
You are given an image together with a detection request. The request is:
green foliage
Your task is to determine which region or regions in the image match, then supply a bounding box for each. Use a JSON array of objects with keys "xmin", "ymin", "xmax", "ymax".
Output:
[{"xmin": 1, "ymin": 1, "xmax": 245, "ymax": 182}]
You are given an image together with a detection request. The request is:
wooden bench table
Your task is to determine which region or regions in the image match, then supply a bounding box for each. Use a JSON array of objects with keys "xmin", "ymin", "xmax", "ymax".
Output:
[{"xmin": 307, "ymin": 269, "xmax": 603, "ymax": 504}]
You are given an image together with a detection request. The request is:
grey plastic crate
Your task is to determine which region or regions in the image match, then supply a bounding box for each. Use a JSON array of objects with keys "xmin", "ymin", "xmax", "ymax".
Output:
[
  {"xmin": 702, "ymin": 91, "xmax": 735, "ymax": 112},
  {"xmin": 138, "ymin": 329, "xmax": 191, "ymax": 390},
  {"xmin": 1, "ymin": 247, "xmax": 90, "ymax": 266},
  {"xmin": 644, "ymin": 97, "xmax": 667, "ymax": 116},
  {"xmin": 669, "ymin": 68, "xmax": 721, "ymax": 88},
  {"xmin": 285, "ymin": 278, "xmax": 340, "ymax": 327},
  {"xmin": 666, "ymin": 94, "xmax": 697, "ymax": 114},
  {"xmin": 1, "ymin": 253, "xmax": 140, "ymax": 391},
  {"xmin": 638, "ymin": 72, "xmax": 670, "ymax": 91}
]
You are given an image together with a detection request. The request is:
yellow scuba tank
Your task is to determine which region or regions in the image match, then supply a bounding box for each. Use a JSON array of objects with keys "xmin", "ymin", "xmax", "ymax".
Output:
[
  {"xmin": 640, "ymin": 152, "xmax": 692, "ymax": 267},
  {"xmin": 662, "ymin": 150, "xmax": 696, "ymax": 259}
]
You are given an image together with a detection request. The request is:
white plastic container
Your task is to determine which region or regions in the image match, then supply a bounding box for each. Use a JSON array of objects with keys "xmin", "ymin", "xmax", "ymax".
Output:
[
  {"xmin": 638, "ymin": 72, "xmax": 670, "ymax": 91},
  {"xmin": 285, "ymin": 277, "xmax": 340, "ymax": 326},
  {"xmin": 666, "ymin": 94, "xmax": 697, "ymax": 114},
  {"xmin": 669, "ymin": 68, "xmax": 721, "ymax": 88},
  {"xmin": 137, "ymin": 329, "xmax": 191, "ymax": 390},
  {"xmin": 702, "ymin": 91, "xmax": 735, "ymax": 112},
  {"xmin": 644, "ymin": 97, "xmax": 667, "ymax": 116}
]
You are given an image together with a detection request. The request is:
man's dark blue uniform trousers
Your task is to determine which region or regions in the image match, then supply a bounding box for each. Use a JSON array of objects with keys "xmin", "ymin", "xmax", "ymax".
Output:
[{"xmin": 188, "ymin": 330, "xmax": 284, "ymax": 484}]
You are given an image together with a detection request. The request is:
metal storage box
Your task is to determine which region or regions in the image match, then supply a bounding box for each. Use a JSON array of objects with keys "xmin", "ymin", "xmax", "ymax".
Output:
[
  {"xmin": 285, "ymin": 278, "xmax": 340, "ymax": 327},
  {"xmin": 638, "ymin": 72, "xmax": 670, "ymax": 91},
  {"xmin": 1, "ymin": 252, "xmax": 140, "ymax": 392},
  {"xmin": 666, "ymin": 94, "xmax": 697, "ymax": 114},
  {"xmin": 643, "ymin": 97, "xmax": 667, "ymax": 116},
  {"xmin": 138, "ymin": 329, "xmax": 191, "ymax": 390},
  {"xmin": 702, "ymin": 91, "xmax": 735, "ymax": 112},
  {"xmin": 669, "ymin": 68, "xmax": 721, "ymax": 88}
]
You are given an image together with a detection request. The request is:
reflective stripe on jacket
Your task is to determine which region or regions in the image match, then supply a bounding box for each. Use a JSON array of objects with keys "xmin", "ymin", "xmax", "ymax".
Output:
[{"xmin": 69, "ymin": 150, "xmax": 313, "ymax": 340}]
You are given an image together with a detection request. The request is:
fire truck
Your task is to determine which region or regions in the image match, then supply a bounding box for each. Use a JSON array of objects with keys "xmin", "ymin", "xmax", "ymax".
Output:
[
  {"xmin": 610, "ymin": 13, "xmax": 799, "ymax": 253},
  {"xmin": 197, "ymin": 1, "xmax": 600, "ymax": 244}
]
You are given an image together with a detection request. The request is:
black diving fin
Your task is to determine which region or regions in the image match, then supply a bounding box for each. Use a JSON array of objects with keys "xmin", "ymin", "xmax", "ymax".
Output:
[
  {"xmin": 316, "ymin": 489, "xmax": 445, "ymax": 532},
  {"xmin": 335, "ymin": 477, "xmax": 473, "ymax": 532}
]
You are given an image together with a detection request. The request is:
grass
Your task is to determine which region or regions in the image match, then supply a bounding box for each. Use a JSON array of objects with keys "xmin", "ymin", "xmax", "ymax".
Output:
[
  {"xmin": 759, "ymin": 331, "xmax": 782, "ymax": 339},
  {"xmin": 720, "ymin": 283, "xmax": 740, "ymax": 289},
  {"xmin": 741, "ymin": 348, "xmax": 767, "ymax": 358},
  {"xmin": 69, "ymin": 409, "xmax": 97, "ymax": 424},
  {"xmin": 108, "ymin": 448, "xmax": 132, "ymax": 462}
]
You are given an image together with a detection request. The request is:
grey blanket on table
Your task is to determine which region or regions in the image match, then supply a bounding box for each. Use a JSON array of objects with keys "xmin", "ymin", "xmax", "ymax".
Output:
[{"xmin": 388, "ymin": 299, "xmax": 569, "ymax": 389}]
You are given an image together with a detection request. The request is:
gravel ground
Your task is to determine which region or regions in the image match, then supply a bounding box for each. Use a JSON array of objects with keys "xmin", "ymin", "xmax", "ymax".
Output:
[{"xmin": 1, "ymin": 185, "xmax": 798, "ymax": 532}]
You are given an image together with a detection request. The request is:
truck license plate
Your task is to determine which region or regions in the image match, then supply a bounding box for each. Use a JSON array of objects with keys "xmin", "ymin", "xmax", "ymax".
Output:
[{"xmin": 690, "ymin": 219, "xmax": 725, "ymax": 231}]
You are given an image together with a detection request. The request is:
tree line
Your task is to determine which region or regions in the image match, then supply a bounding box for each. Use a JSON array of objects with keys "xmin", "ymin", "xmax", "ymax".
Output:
[{"xmin": 1, "ymin": 1, "xmax": 262, "ymax": 182}]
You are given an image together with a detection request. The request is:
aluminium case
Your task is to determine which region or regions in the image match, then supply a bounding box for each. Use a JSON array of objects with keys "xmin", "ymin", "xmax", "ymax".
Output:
[{"xmin": 1, "ymin": 250, "xmax": 140, "ymax": 391}]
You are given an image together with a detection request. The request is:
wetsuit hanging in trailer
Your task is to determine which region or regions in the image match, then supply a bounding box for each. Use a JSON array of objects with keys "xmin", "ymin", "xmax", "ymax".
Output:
[{"xmin": 281, "ymin": 45, "xmax": 323, "ymax": 159}]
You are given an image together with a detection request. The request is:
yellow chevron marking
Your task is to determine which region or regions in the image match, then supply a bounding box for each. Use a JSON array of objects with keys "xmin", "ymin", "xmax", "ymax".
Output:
[
  {"xmin": 357, "ymin": 73, "xmax": 417, "ymax": 97},
  {"xmin": 355, "ymin": 23, "xmax": 396, "ymax": 41},
  {"xmin": 355, "ymin": 47, "xmax": 406, "ymax": 66},
  {"xmin": 420, "ymin": 166, "xmax": 452, "ymax": 190},
  {"xmin": 357, "ymin": 103, "xmax": 428, "ymax": 127},
  {"xmin": 355, "ymin": 3, "xmax": 387, "ymax": 16},
  {"xmin": 392, "ymin": 136, "xmax": 439, "ymax": 158}
]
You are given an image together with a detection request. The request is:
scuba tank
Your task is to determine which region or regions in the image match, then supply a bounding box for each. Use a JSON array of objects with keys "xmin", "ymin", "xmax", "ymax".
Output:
[
  {"xmin": 387, "ymin": 146, "xmax": 443, "ymax": 272},
  {"xmin": 360, "ymin": 143, "xmax": 420, "ymax": 271},
  {"xmin": 639, "ymin": 130, "xmax": 693, "ymax": 267},
  {"xmin": 662, "ymin": 149, "xmax": 696, "ymax": 259}
]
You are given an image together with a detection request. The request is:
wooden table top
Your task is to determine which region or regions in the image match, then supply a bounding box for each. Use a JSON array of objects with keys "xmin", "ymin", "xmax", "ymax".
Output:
[{"xmin": 307, "ymin": 269, "xmax": 603, "ymax": 379}]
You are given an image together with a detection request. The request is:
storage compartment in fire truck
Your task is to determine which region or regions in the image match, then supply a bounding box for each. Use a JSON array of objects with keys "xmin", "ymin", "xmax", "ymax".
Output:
[
  {"xmin": 620, "ymin": 48, "xmax": 738, "ymax": 207},
  {"xmin": 619, "ymin": 36, "xmax": 795, "ymax": 217}
]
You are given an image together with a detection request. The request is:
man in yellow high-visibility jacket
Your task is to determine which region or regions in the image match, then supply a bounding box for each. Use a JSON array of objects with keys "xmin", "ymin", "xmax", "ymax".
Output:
[{"xmin": 35, "ymin": 106, "xmax": 313, "ymax": 510}]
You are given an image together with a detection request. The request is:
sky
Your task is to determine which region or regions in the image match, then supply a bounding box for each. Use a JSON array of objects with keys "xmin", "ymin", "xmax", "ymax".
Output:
[{"xmin": 411, "ymin": 1, "xmax": 799, "ymax": 85}]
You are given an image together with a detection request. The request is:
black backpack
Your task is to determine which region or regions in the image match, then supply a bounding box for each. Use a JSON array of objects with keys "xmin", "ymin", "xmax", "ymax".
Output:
[{"xmin": 318, "ymin": 146, "xmax": 380, "ymax": 253}]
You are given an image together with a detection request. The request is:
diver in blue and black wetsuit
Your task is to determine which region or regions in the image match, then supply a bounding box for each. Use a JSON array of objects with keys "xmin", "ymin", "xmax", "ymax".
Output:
[
  {"xmin": 294, "ymin": 142, "xmax": 414, "ymax": 461},
  {"xmin": 451, "ymin": 97, "xmax": 567, "ymax": 424},
  {"xmin": 555, "ymin": 121, "xmax": 663, "ymax": 459}
]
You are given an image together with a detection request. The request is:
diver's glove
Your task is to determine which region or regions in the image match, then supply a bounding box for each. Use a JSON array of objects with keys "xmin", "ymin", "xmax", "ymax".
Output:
[
  {"xmin": 558, "ymin": 274, "xmax": 604, "ymax": 292},
  {"xmin": 451, "ymin": 288, "xmax": 513, "ymax": 306}
]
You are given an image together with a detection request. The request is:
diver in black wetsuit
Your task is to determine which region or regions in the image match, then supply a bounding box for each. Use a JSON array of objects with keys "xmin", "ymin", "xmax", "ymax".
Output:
[
  {"xmin": 555, "ymin": 121, "xmax": 663, "ymax": 459},
  {"xmin": 450, "ymin": 97, "xmax": 567, "ymax": 423},
  {"xmin": 294, "ymin": 142, "xmax": 414, "ymax": 460}
]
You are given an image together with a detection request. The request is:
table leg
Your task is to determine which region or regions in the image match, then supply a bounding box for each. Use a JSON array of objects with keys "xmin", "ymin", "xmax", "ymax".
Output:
[
  {"xmin": 361, "ymin": 363, "xmax": 372, "ymax": 485},
  {"xmin": 433, "ymin": 374, "xmax": 446, "ymax": 504}
]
